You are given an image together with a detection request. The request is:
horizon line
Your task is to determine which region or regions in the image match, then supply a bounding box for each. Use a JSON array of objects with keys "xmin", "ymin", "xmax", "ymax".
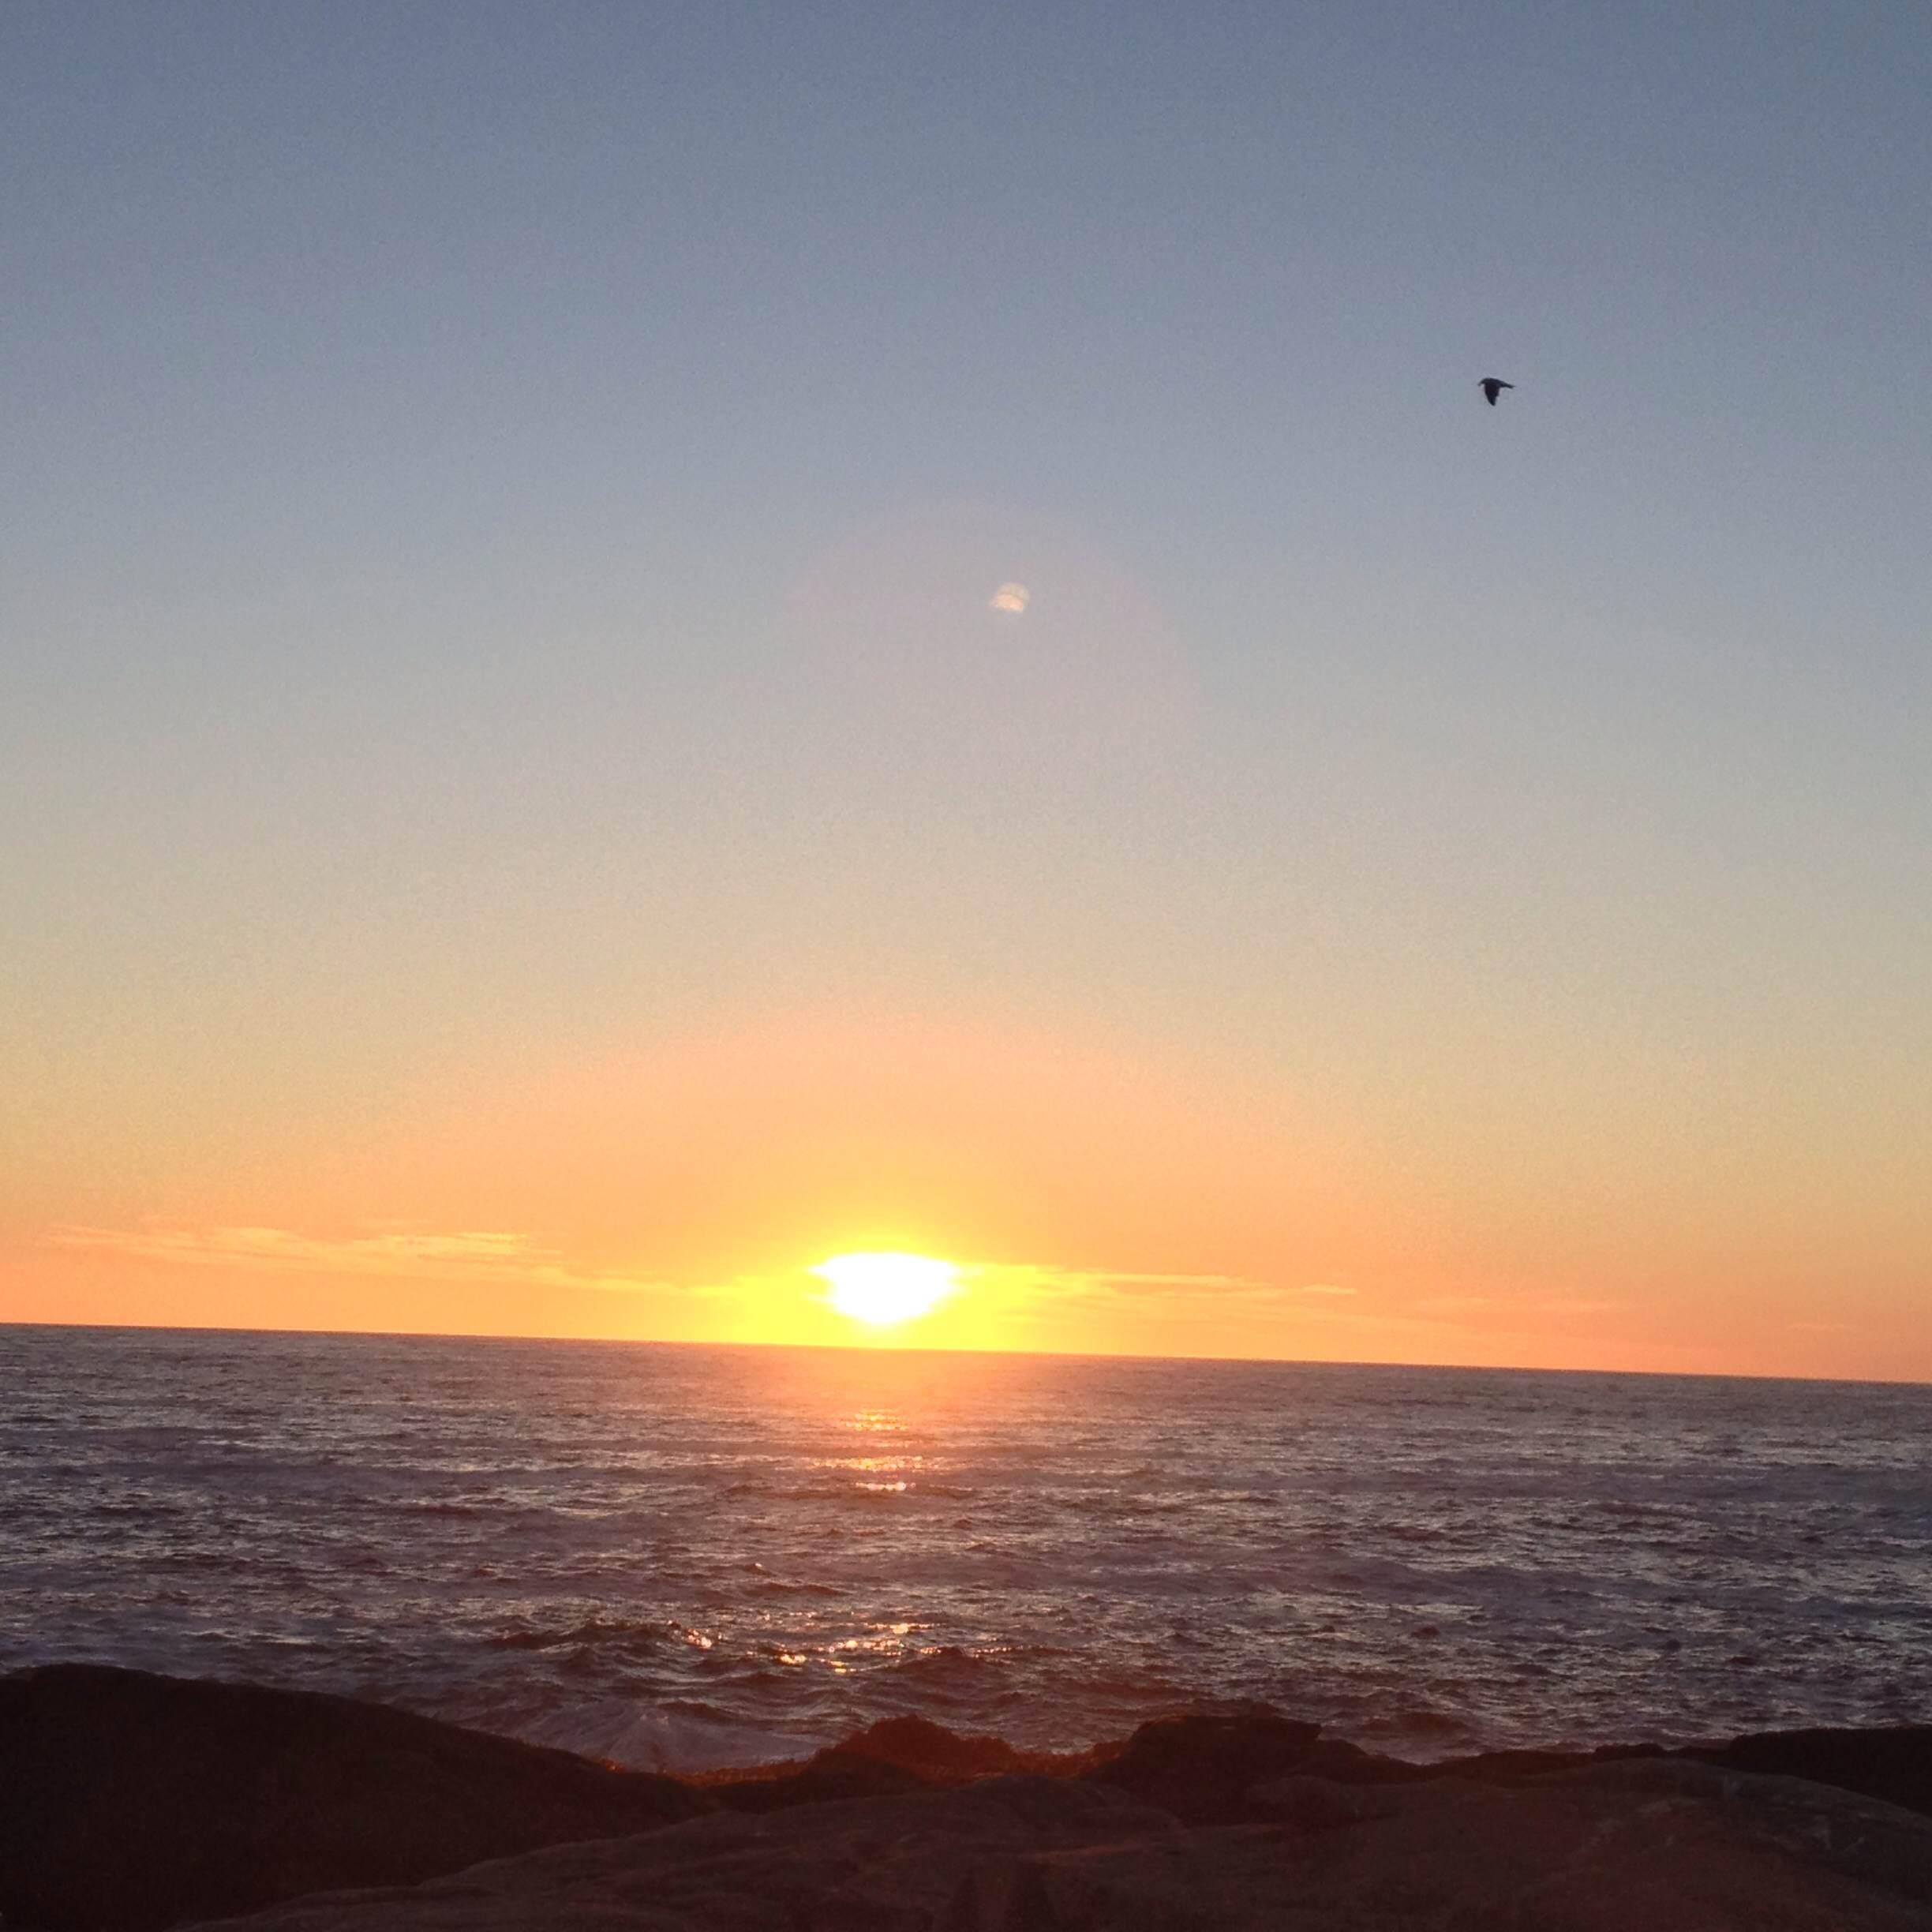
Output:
[{"xmin": 5, "ymin": 1316, "xmax": 1924, "ymax": 1392}]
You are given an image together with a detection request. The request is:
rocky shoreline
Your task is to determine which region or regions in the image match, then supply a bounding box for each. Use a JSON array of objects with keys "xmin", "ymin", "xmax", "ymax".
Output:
[{"xmin": 5, "ymin": 1664, "xmax": 1931, "ymax": 1929}]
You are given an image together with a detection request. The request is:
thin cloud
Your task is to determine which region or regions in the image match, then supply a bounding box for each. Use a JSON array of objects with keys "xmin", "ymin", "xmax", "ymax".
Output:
[
  {"xmin": 972, "ymin": 1264, "xmax": 1345, "ymax": 1306},
  {"xmin": 44, "ymin": 1222, "xmax": 677, "ymax": 1296},
  {"xmin": 973, "ymin": 1264, "xmax": 1251, "ymax": 1298},
  {"xmin": 47, "ymin": 1226, "xmax": 1361, "ymax": 1322}
]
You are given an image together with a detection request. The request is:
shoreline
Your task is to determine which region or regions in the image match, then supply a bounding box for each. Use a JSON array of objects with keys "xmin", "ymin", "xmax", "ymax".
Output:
[{"xmin": 6, "ymin": 1662, "xmax": 1931, "ymax": 1930}]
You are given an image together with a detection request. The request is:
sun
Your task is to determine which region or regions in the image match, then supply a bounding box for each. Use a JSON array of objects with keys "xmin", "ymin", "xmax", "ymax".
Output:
[{"xmin": 811, "ymin": 1252, "xmax": 960, "ymax": 1327}]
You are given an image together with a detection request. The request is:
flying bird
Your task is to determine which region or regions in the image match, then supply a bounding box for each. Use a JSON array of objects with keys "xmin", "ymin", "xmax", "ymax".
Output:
[{"xmin": 1478, "ymin": 378, "xmax": 1515, "ymax": 406}]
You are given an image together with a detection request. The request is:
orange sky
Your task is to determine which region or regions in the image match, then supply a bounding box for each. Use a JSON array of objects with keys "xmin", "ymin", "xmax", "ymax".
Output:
[{"xmin": 8, "ymin": 1003, "xmax": 1926, "ymax": 1382}]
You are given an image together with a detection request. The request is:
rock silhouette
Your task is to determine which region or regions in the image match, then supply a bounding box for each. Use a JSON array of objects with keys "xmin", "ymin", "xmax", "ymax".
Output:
[
  {"xmin": 177, "ymin": 1758, "xmax": 1932, "ymax": 1931},
  {"xmin": 8, "ymin": 1668, "xmax": 1932, "ymax": 1931},
  {"xmin": 0, "ymin": 1664, "xmax": 705, "ymax": 1932}
]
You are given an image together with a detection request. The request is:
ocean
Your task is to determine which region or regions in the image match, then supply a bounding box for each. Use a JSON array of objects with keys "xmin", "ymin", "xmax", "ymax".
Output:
[{"xmin": 3, "ymin": 1324, "xmax": 1929, "ymax": 1773}]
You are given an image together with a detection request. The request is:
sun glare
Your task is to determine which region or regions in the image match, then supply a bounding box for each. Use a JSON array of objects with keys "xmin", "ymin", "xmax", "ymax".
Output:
[{"xmin": 811, "ymin": 1252, "xmax": 960, "ymax": 1327}]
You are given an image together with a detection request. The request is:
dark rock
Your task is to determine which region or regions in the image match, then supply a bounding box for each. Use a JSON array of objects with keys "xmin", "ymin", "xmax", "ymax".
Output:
[
  {"xmin": 826, "ymin": 1714, "xmax": 1042, "ymax": 1782},
  {"xmin": 712, "ymin": 1714, "xmax": 1042, "ymax": 1813},
  {"xmin": 169, "ymin": 1758, "xmax": 1932, "ymax": 1932},
  {"xmin": 945, "ymin": 1759, "xmax": 1932, "ymax": 1930},
  {"xmin": 1421, "ymin": 1740, "xmax": 1666, "ymax": 1786},
  {"xmin": 710, "ymin": 1749, "xmax": 936, "ymax": 1813},
  {"xmin": 1080, "ymin": 1706, "xmax": 1420, "ymax": 1825},
  {"xmin": 1427, "ymin": 1725, "xmax": 1932, "ymax": 1822},
  {"xmin": 1684, "ymin": 1724, "xmax": 1932, "ymax": 1821},
  {"xmin": 177, "ymin": 1776, "xmax": 1183, "ymax": 1932},
  {"xmin": 16, "ymin": 1664, "xmax": 1932, "ymax": 1932},
  {"xmin": 0, "ymin": 1663, "xmax": 706, "ymax": 1932},
  {"xmin": 1246, "ymin": 1770, "xmax": 1472, "ymax": 1830}
]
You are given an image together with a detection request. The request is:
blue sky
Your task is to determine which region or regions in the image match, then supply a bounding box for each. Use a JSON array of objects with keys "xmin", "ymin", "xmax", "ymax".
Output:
[{"xmin": 5, "ymin": 2, "xmax": 1929, "ymax": 1369}]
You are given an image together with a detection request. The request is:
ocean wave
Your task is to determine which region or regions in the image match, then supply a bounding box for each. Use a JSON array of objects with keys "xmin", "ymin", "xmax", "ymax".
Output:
[
  {"xmin": 10, "ymin": 1327, "xmax": 1932, "ymax": 1769},
  {"xmin": 489, "ymin": 1617, "xmax": 687, "ymax": 1657}
]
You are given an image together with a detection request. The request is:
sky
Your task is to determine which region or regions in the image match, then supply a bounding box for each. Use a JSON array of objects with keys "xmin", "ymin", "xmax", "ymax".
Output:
[{"xmin": 4, "ymin": 1, "xmax": 1929, "ymax": 1378}]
